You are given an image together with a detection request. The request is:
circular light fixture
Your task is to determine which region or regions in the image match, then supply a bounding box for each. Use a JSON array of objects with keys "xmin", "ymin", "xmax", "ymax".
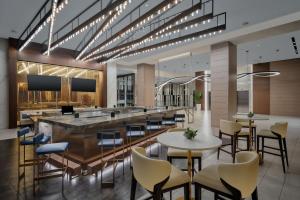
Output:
[{"xmin": 237, "ymin": 71, "xmax": 280, "ymax": 79}]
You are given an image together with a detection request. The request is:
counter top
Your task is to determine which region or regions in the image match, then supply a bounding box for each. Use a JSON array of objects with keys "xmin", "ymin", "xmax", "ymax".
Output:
[{"xmin": 38, "ymin": 107, "xmax": 185, "ymax": 128}]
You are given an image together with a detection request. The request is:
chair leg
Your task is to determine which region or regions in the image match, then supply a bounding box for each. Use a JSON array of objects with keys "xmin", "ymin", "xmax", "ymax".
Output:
[
  {"xmin": 130, "ymin": 175, "xmax": 137, "ymax": 200},
  {"xmin": 184, "ymin": 183, "xmax": 190, "ymax": 200},
  {"xmin": 194, "ymin": 183, "xmax": 201, "ymax": 200},
  {"xmin": 251, "ymin": 187, "xmax": 258, "ymax": 200},
  {"xmin": 192, "ymin": 159, "xmax": 195, "ymax": 176},
  {"xmin": 283, "ymin": 138, "xmax": 289, "ymax": 167},
  {"xmin": 214, "ymin": 193, "xmax": 218, "ymax": 200},
  {"xmin": 232, "ymin": 136, "xmax": 236, "ymax": 163},
  {"xmin": 256, "ymin": 136, "xmax": 260, "ymax": 154},
  {"xmin": 278, "ymin": 138, "xmax": 286, "ymax": 173},
  {"xmin": 247, "ymin": 135, "xmax": 250, "ymax": 151},
  {"xmin": 198, "ymin": 158, "xmax": 202, "ymax": 171},
  {"xmin": 217, "ymin": 132, "xmax": 222, "ymax": 160},
  {"xmin": 262, "ymin": 137, "xmax": 265, "ymax": 160}
]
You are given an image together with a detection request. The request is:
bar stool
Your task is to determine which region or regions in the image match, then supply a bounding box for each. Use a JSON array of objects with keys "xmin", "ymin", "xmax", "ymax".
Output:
[
  {"xmin": 126, "ymin": 124, "xmax": 146, "ymax": 165},
  {"xmin": 17, "ymin": 127, "xmax": 51, "ymax": 181},
  {"xmin": 33, "ymin": 142, "xmax": 69, "ymax": 194},
  {"xmin": 162, "ymin": 116, "xmax": 176, "ymax": 126},
  {"xmin": 217, "ymin": 120, "xmax": 250, "ymax": 163},
  {"xmin": 193, "ymin": 151, "xmax": 259, "ymax": 200},
  {"xmin": 174, "ymin": 114, "xmax": 185, "ymax": 128},
  {"xmin": 146, "ymin": 119, "xmax": 162, "ymax": 157},
  {"xmin": 97, "ymin": 130, "xmax": 125, "ymax": 187},
  {"xmin": 257, "ymin": 122, "xmax": 288, "ymax": 173}
]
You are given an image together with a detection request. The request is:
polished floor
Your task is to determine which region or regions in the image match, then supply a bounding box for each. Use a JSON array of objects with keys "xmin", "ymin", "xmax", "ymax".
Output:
[{"xmin": 0, "ymin": 111, "xmax": 300, "ymax": 200}]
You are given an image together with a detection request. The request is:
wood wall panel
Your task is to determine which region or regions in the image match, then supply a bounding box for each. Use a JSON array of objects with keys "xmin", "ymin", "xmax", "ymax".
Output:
[
  {"xmin": 253, "ymin": 63, "xmax": 270, "ymax": 114},
  {"xmin": 270, "ymin": 59, "xmax": 300, "ymax": 116},
  {"xmin": 136, "ymin": 63, "xmax": 155, "ymax": 107},
  {"xmin": 210, "ymin": 42, "xmax": 237, "ymax": 127}
]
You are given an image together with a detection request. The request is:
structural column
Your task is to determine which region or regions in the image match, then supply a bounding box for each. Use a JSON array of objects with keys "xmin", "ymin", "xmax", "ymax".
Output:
[
  {"xmin": 210, "ymin": 42, "xmax": 237, "ymax": 127},
  {"xmin": 195, "ymin": 71, "xmax": 205, "ymax": 110},
  {"xmin": 136, "ymin": 63, "xmax": 155, "ymax": 107},
  {"xmin": 106, "ymin": 62, "xmax": 117, "ymax": 108}
]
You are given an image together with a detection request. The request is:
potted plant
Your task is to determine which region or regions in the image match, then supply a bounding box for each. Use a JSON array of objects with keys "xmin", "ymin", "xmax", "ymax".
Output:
[
  {"xmin": 184, "ymin": 128, "xmax": 198, "ymax": 140},
  {"xmin": 194, "ymin": 91, "xmax": 202, "ymax": 111},
  {"xmin": 248, "ymin": 112, "xmax": 254, "ymax": 118}
]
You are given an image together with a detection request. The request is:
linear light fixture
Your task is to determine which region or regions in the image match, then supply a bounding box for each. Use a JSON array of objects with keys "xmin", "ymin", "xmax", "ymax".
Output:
[
  {"xmin": 17, "ymin": 63, "xmax": 35, "ymax": 74},
  {"xmin": 40, "ymin": 66, "xmax": 60, "ymax": 75},
  {"xmin": 81, "ymin": 0, "xmax": 185, "ymax": 61},
  {"xmin": 99, "ymin": 23, "xmax": 225, "ymax": 64},
  {"xmin": 46, "ymin": 0, "xmax": 58, "ymax": 56},
  {"xmin": 45, "ymin": 0, "xmax": 131, "ymax": 54},
  {"xmin": 156, "ymin": 76, "xmax": 192, "ymax": 92},
  {"xmin": 75, "ymin": 11, "xmax": 119, "ymax": 60},
  {"xmin": 85, "ymin": 1, "xmax": 211, "ymax": 61},
  {"xmin": 159, "ymin": 52, "xmax": 191, "ymax": 62},
  {"xmin": 180, "ymin": 74, "xmax": 211, "ymax": 85},
  {"xmin": 49, "ymin": 67, "xmax": 67, "ymax": 76},
  {"xmin": 237, "ymin": 71, "xmax": 280, "ymax": 79},
  {"xmin": 75, "ymin": 70, "xmax": 87, "ymax": 78},
  {"xmin": 18, "ymin": 0, "xmax": 69, "ymax": 51}
]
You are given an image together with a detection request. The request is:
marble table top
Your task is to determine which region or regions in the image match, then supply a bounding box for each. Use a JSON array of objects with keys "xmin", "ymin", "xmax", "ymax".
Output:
[
  {"xmin": 157, "ymin": 131, "xmax": 222, "ymax": 151},
  {"xmin": 38, "ymin": 107, "xmax": 185, "ymax": 128},
  {"xmin": 232, "ymin": 114, "xmax": 269, "ymax": 121}
]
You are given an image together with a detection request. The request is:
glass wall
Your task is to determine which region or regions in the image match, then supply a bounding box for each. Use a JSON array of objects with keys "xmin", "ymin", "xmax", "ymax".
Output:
[
  {"xmin": 17, "ymin": 61, "xmax": 103, "ymax": 112},
  {"xmin": 117, "ymin": 74, "xmax": 135, "ymax": 107}
]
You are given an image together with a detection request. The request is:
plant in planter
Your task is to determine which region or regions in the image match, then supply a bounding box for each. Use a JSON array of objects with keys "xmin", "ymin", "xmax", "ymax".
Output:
[
  {"xmin": 248, "ymin": 112, "xmax": 254, "ymax": 118},
  {"xmin": 194, "ymin": 91, "xmax": 202, "ymax": 110},
  {"xmin": 184, "ymin": 128, "xmax": 198, "ymax": 140}
]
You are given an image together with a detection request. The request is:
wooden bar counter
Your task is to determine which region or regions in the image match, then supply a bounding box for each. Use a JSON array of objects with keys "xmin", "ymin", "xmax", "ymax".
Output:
[{"xmin": 37, "ymin": 107, "xmax": 184, "ymax": 166}]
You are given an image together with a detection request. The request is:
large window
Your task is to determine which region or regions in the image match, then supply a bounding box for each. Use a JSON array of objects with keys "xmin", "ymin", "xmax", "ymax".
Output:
[{"xmin": 117, "ymin": 74, "xmax": 135, "ymax": 107}]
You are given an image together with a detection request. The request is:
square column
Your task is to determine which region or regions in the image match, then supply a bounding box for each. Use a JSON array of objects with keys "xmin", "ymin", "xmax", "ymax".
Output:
[
  {"xmin": 210, "ymin": 42, "xmax": 237, "ymax": 127},
  {"xmin": 136, "ymin": 63, "xmax": 155, "ymax": 107},
  {"xmin": 106, "ymin": 62, "xmax": 117, "ymax": 108}
]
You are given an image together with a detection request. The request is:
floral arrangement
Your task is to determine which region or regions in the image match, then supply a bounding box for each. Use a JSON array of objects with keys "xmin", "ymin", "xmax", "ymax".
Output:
[{"xmin": 184, "ymin": 128, "xmax": 198, "ymax": 140}]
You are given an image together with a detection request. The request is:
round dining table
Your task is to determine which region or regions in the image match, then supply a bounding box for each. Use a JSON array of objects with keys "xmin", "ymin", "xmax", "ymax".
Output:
[
  {"xmin": 157, "ymin": 130, "xmax": 222, "ymax": 200},
  {"xmin": 232, "ymin": 114, "xmax": 269, "ymax": 150}
]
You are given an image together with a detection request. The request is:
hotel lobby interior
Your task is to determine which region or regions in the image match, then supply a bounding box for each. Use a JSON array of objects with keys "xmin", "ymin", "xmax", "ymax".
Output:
[{"xmin": 1, "ymin": 0, "xmax": 300, "ymax": 199}]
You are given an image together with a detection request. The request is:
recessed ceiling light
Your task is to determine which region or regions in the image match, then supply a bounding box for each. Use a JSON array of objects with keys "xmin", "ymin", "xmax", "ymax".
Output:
[{"xmin": 145, "ymin": 3, "xmax": 149, "ymax": 7}]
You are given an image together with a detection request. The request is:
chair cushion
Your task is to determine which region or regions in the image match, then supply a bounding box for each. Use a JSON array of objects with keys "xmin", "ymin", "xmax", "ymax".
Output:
[
  {"xmin": 20, "ymin": 134, "xmax": 51, "ymax": 145},
  {"xmin": 257, "ymin": 129, "xmax": 279, "ymax": 138},
  {"xmin": 17, "ymin": 127, "xmax": 31, "ymax": 137},
  {"xmin": 162, "ymin": 121, "xmax": 176, "ymax": 125},
  {"xmin": 146, "ymin": 125, "xmax": 162, "ymax": 130},
  {"xmin": 193, "ymin": 165, "xmax": 231, "ymax": 195},
  {"xmin": 36, "ymin": 142, "xmax": 69, "ymax": 155},
  {"xmin": 162, "ymin": 165, "xmax": 190, "ymax": 190},
  {"xmin": 40, "ymin": 135, "xmax": 51, "ymax": 144},
  {"xmin": 175, "ymin": 118, "xmax": 185, "ymax": 122},
  {"xmin": 20, "ymin": 139, "xmax": 34, "ymax": 146},
  {"xmin": 127, "ymin": 131, "xmax": 145, "ymax": 137},
  {"xmin": 167, "ymin": 148, "xmax": 202, "ymax": 158},
  {"xmin": 98, "ymin": 138, "xmax": 123, "ymax": 147}
]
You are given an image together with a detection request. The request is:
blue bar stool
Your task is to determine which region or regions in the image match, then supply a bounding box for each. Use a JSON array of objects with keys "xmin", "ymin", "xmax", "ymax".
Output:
[
  {"xmin": 174, "ymin": 113, "xmax": 185, "ymax": 128},
  {"xmin": 146, "ymin": 119, "xmax": 162, "ymax": 157},
  {"xmin": 97, "ymin": 130, "xmax": 125, "ymax": 187},
  {"xmin": 17, "ymin": 127, "xmax": 51, "ymax": 181},
  {"xmin": 33, "ymin": 142, "xmax": 69, "ymax": 194},
  {"xmin": 126, "ymin": 124, "xmax": 146, "ymax": 165}
]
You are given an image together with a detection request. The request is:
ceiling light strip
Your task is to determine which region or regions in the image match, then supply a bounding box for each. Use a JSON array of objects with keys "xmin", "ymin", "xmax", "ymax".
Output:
[
  {"xmin": 75, "ymin": 11, "xmax": 119, "ymax": 60},
  {"xmin": 180, "ymin": 74, "xmax": 211, "ymax": 85},
  {"xmin": 86, "ymin": 0, "xmax": 209, "ymax": 61},
  {"xmin": 46, "ymin": 0, "xmax": 58, "ymax": 56},
  {"xmin": 18, "ymin": 0, "xmax": 69, "ymax": 51},
  {"xmin": 88, "ymin": 12, "xmax": 213, "ymax": 61},
  {"xmin": 101, "ymin": 23, "xmax": 225, "ymax": 64},
  {"xmin": 46, "ymin": 0, "xmax": 130, "ymax": 53},
  {"xmin": 81, "ymin": 0, "xmax": 184, "ymax": 60}
]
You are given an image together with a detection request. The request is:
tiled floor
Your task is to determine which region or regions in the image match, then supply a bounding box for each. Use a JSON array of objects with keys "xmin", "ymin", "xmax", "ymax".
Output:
[{"xmin": 0, "ymin": 110, "xmax": 300, "ymax": 199}]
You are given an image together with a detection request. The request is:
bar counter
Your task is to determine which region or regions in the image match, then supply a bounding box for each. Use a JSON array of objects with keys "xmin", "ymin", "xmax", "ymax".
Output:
[{"xmin": 37, "ymin": 107, "xmax": 185, "ymax": 166}]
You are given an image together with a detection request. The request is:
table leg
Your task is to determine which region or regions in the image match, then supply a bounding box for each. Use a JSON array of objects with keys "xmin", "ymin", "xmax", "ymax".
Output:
[{"xmin": 249, "ymin": 120, "xmax": 253, "ymax": 150}]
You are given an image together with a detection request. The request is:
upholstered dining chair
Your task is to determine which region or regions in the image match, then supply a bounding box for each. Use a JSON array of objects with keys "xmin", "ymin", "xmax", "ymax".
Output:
[
  {"xmin": 257, "ymin": 122, "xmax": 289, "ymax": 173},
  {"xmin": 218, "ymin": 120, "xmax": 251, "ymax": 163},
  {"xmin": 236, "ymin": 119, "xmax": 257, "ymax": 145},
  {"xmin": 131, "ymin": 147, "xmax": 190, "ymax": 200},
  {"xmin": 193, "ymin": 151, "xmax": 259, "ymax": 200}
]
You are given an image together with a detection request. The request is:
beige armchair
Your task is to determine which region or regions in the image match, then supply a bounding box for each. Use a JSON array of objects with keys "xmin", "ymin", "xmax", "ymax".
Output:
[
  {"xmin": 257, "ymin": 122, "xmax": 289, "ymax": 173},
  {"xmin": 193, "ymin": 151, "xmax": 259, "ymax": 200},
  {"xmin": 131, "ymin": 147, "xmax": 190, "ymax": 200},
  {"xmin": 218, "ymin": 120, "xmax": 251, "ymax": 163}
]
